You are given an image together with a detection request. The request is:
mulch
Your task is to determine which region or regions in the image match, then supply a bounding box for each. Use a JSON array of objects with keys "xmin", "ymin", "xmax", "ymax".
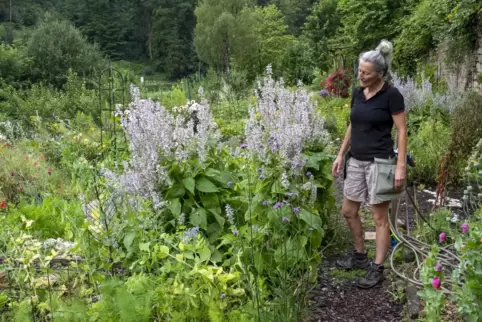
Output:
[{"xmin": 305, "ymin": 257, "xmax": 404, "ymax": 322}]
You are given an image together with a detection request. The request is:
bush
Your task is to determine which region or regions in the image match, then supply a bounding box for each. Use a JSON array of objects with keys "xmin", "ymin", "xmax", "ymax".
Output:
[
  {"xmin": 322, "ymin": 69, "xmax": 352, "ymax": 98},
  {"xmin": 6, "ymin": 196, "xmax": 84, "ymax": 239},
  {"xmin": 441, "ymin": 91, "xmax": 482, "ymax": 184},
  {"xmin": 26, "ymin": 16, "xmax": 106, "ymax": 88},
  {"xmin": 407, "ymin": 119, "xmax": 451, "ymax": 184},
  {"xmin": 315, "ymin": 96, "xmax": 351, "ymax": 140},
  {"xmin": 0, "ymin": 71, "xmax": 98, "ymax": 128},
  {"xmin": 0, "ymin": 140, "xmax": 70, "ymax": 204},
  {"xmin": 0, "ymin": 43, "xmax": 32, "ymax": 88}
]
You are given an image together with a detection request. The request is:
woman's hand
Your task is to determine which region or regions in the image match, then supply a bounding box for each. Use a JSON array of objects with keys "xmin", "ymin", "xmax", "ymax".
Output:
[
  {"xmin": 395, "ymin": 166, "xmax": 406, "ymax": 189},
  {"xmin": 332, "ymin": 155, "xmax": 343, "ymax": 177}
]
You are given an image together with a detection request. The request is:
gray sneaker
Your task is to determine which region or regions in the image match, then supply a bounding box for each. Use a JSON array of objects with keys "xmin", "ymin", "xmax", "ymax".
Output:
[
  {"xmin": 335, "ymin": 250, "xmax": 369, "ymax": 270},
  {"xmin": 357, "ymin": 261, "xmax": 384, "ymax": 288}
]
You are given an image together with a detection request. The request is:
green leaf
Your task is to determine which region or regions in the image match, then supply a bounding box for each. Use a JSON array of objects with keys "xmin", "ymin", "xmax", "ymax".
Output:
[
  {"xmin": 158, "ymin": 245, "xmax": 170, "ymax": 259},
  {"xmin": 205, "ymin": 168, "xmax": 221, "ymax": 178},
  {"xmin": 190, "ymin": 209, "xmax": 208, "ymax": 230},
  {"xmin": 299, "ymin": 209, "xmax": 323, "ymax": 232},
  {"xmin": 211, "ymin": 250, "xmax": 223, "ymax": 263},
  {"xmin": 271, "ymin": 180, "xmax": 283, "ymax": 194},
  {"xmin": 169, "ymin": 199, "xmax": 182, "ymax": 217},
  {"xmin": 139, "ymin": 242, "xmax": 150, "ymax": 252},
  {"xmin": 213, "ymin": 213, "xmax": 226, "ymax": 227},
  {"xmin": 201, "ymin": 194, "xmax": 220, "ymax": 209},
  {"xmin": 123, "ymin": 231, "xmax": 136, "ymax": 250},
  {"xmin": 199, "ymin": 246, "xmax": 211, "ymax": 262},
  {"xmin": 196, "ymin": 177, "xmax": 219, "ymax": 193},
  {"xmin": 305, "ymin": 153, "xmax": 323, "ymax": 170},
  {"xmin": 166, "ymin": 184, "xmax": 185, "ymax": 199},
  {"xmin": 182, "ymin": 177, "xmax": 196, "ymax": 194},
  {"xmin": 254, "ymin": 252, "xmax": 263, "ymax": 275}
]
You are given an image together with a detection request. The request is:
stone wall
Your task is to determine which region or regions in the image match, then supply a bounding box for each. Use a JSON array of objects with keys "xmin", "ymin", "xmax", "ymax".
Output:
[{"xmin": 436, "ymin": 25, "xmax": 482, "ymax": 93}]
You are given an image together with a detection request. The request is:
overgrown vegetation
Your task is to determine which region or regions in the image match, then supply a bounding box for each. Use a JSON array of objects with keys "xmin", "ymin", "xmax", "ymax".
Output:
[{"xmin": 0, "ymin": 0, "xmax": 481, "ymax": 321}]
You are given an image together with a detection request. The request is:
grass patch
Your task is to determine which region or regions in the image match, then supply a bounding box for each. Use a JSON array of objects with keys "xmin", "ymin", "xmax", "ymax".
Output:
[{"xmin": 330, "ymin": 268, "xmax": 366, "ymax": 279}]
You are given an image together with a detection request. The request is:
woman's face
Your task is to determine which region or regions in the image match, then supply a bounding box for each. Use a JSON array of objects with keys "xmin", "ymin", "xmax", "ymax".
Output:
[{"xmin": 358, "ymin": 60, "xmax": 382, "ymax": 88}]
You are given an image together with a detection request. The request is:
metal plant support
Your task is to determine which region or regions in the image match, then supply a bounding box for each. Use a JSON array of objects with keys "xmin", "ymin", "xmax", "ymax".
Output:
[{"xmin": 98, "ymin": 62, "xmax": 127, "ymax": 161}]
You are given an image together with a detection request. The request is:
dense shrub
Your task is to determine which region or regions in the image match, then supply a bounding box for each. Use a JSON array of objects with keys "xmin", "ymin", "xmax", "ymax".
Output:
[
  {"xmin": 0, "ymin": 43, "xmax": 31, "ymax": 88},
  {"xmin": 407, "ymin": 119, "xmax": 451, "ymax": 184},
  {"xmin": 440, "ymin": 91, "xmax": 482, "ymax": 184},
  {"xmin": 26, "ymin": 16, "xmax": 106, "ymax": 88},
  {"xmin": 0, "ymin": 72, "xmax": 98, "ymax": 128},
  {"xmin": 321, "ymin": 69, "xmax": 352, "ymax": 98},
  {"xmin": 0, "ymin": 140, "xmax": 70, "ymax": 204}
]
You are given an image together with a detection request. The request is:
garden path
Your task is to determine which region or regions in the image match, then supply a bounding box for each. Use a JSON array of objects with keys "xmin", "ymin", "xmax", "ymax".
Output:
[{"xmin": 304, "ymin": 169, "xmax": 465, "ymax": 321}]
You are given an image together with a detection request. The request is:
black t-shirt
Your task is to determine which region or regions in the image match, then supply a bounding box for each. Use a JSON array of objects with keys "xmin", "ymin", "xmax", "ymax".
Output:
[{"xmin": 349, "ymin": 82, "xmax": 405, "ymax": 161}]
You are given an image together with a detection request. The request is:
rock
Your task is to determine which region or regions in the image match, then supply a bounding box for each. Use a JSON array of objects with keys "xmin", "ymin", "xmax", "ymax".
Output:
[{"xmin": 406, "ymin": 284, "xmax": 420, "ymax": 319}]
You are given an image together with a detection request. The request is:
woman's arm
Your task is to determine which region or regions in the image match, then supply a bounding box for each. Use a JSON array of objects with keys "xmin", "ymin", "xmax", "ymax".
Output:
[
  {"xmin": 392, "ymin": 112, "xmax": 407, "ymax": 188},
  {"xmin": 332, "ymin": 124, "xmax": 351, "ymax": 177},
  {"xmin": 338, "ymin": 124, "xmax": 352, "ymax": 159}
]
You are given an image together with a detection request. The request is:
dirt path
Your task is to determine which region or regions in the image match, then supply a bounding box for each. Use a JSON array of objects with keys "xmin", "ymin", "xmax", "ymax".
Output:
[{"xmin": 305, "ymin": 256, "xmax": 404, "ymax": 322}]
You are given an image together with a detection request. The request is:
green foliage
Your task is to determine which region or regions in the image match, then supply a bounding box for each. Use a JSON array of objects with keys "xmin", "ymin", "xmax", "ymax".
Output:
[
  {"xmin": 315, "ymin": 96, "xmax": 351, "ymax": 140},
  {"xmin": 58, "ymin": 0, "xmax": 139, "ymax": 60},
  {"xmin": 280, "ymin": 37, "xmax": 316, "ymax": 85},
  {"xmin": 451, "ymin": 213, "xmax": 482, "ymax": 321},
  {"xmin": 26, "ymin": 15, "xmax": 106, "ymax": 87},
  {"xmin": 418, "ymin": 245, "xmax": 445, "ymax": 320},
  {"xmin": 146, "ymin": 83, "xmax": 188, "ymax": 109},
  {"xmin": 194, "ymin": 0, "xmax": 256, "ymax": 74},
  {"xmin": 302, "ymin": 0, "xmax": 342, "ymax": 72},
  {"xmin": 445, "ymin": 91, "xmax": 482, "ymax": 184},
  {"xmin": 0, "ymin": 71, "xmax": 98, "ymax": 128},
  {"xmin": 395, "ymin": 0, "xmax": 481, "ymax": 74},
  {"xmin": 0, "ymin": 141, "xmax": 70, "ymax": 204},
  {"xmin": 407, "ymin": 119, "xmax": 451, "ymax": 184},
  {"xmin": 150, "ymin": 0, "xmax": 198, "ymax": 79},
  {"xmin": 322, "ymin": 0, "xmax": 408, "ymax": 66},
  {"xmin": 6, "ymin": 196, "xmax": 84, "ymax": 239},
  {"xmin": 231, "ymin": 4, "xmax": 295, "ymax": 80},
  {"xmin": 395, "ymin": 0, "xmax": 449, "ymax": 74},
  {"xmin": 269, "ymin": 0, "xmax": 314, "ymax": 35},
  {"xmin": 0, "ymin": 43, "xmax": 31, "ymax": 88},
  {"xmin": 418, "ymin": 144, "xmax": 482, "ymax": 321}
]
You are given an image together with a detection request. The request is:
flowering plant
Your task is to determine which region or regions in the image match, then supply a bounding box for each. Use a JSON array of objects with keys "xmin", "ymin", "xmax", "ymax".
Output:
[{"xmin": 322, "ymin": 69, "xmax": 352, "ymax": 98}]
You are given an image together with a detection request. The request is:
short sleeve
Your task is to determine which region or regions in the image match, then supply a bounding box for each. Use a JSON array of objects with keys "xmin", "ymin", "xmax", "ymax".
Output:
[
  {"xmin": 389, "ymin": 88, "xmax": 405, "ymax": 115},
  {"xmin": 350, "ymin": 87, "xmax": 357, "ymax": 109}
]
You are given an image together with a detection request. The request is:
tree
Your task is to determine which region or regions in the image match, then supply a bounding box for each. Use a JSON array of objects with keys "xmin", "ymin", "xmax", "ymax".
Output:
[
  {"xmin": 26, "ymin": 16, "xmax": 106, "ymax": 87},
  {"xmin": 59, "ymin": 0, "xmax": 139, "ymax": 60},
  {"xmin": 231, "ymin": 5, "xmax": 294, "ymax": 79},
  {"xmin": 0, "ymin": 43, "xmax": 31, "ymax": 88},
  {"xmin": 150, "ymin": 0, "xmax": 198, "ymax": 79},
  {"xmin": 269, "ymin": 0, "xmax": 316, "ymax": 35},
  {"xmin": 335, "ymin": 0, "xmax": 408, "ymax": 57},
  {"xmin": 280, "ymin": 37, "xmax": 316, "ymax": 85},
  {"xmin": 302, "ymin": 0, "xmax": 342, "ymax": 72},
  {"xmin": 194, "ymin": 0, "xmax": 255, "ymax": 74}
]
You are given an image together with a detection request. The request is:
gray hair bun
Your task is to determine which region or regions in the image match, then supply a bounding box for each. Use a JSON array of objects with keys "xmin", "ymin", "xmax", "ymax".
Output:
[{"xmin": 375, "ymin": 39, "xmax": 393, "ymax": 67}]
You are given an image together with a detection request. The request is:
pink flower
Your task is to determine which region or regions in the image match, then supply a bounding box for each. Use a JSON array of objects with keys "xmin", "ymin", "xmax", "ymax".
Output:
[
  {"xmin": 11, "ymin": 171, "xmax": 14, "ymax": 177},
  {"xmin": 432, "ymin": 277, "xmax": 441, "ymax": 290},
  {"xmin": 439, "ymin": 232, "xmax": 446, "ymax": 243},
  {"xmin": 461, "ymin": 223, "xmax": 469, "ymax": 233},
  {"xmin": 435, "ymin": 263, "xmax": 442, "ymax": 272}
]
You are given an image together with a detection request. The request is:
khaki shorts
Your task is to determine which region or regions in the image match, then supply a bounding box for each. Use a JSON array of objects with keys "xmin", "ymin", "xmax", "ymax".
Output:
[{"xmin": 343, "ymin": 157, "xmax": 385, "ymax": 205}]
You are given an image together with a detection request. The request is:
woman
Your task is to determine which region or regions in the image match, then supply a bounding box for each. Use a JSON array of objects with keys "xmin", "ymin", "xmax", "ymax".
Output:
[{"xmin": 332, "ymin": 39, "xmax": 407, "ymax": 289}]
